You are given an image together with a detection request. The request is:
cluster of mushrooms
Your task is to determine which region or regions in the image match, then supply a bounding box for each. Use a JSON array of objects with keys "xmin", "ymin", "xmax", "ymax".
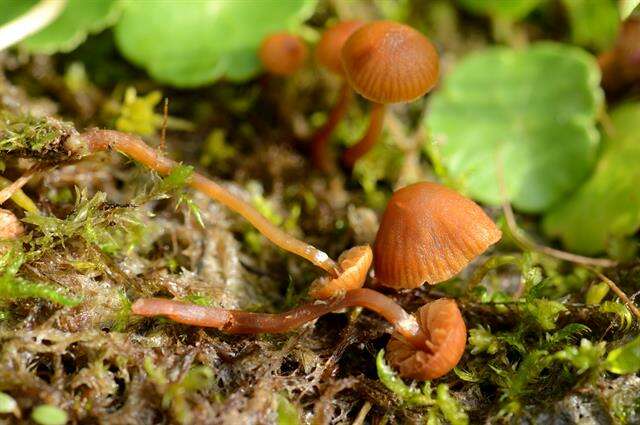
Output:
[
  {"xmin": 127, "ymin": 21, "xmax": 501, "ymax": 381},
  {"xmin": 6, "ymin": 20, "xmax": 504, "ymax": 381},
  {"xmin": 259, "ymin": 20, "xmax": 438, "ymax": 171}
]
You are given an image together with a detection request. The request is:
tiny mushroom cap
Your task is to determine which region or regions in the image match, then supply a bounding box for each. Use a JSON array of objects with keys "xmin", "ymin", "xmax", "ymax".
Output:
[
  {"xmin": 340, "ymin": 20, "xmax": 439, "ymax": 104},
  {"xmin": 374, "ymin": 182, "xmax": 502, "ymax": 289},
  {"xmin": 0, "ymin": 208, "xmax": 24, "ymax": 240},
  {"xmin": 386, "ymin": 298, "xmax": 466, "ymax": 380},
  {"xmin": 309, "ymin": 245, "xmax": 373, "ymax": 299},
  {"xmin": 315, "ymin": 20, "xmax": 364, "ymax": 76},
  {"xmin": 259, "ymin": 32, "xmax": 308, "ymax": 76}
]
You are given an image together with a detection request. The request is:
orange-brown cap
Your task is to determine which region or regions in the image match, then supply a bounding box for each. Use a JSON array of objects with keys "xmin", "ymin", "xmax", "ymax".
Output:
[
  {"xmin": 341, "ymin": 21, "xmax": 439, "ymax": 104},
  {"xmin": 374, "ymin": 182, "xmax": 501, "ymax": 289},
  {"xmin": 0, "ymin": 208, "xmax": 24, "ymax": 240},
  {"xmin": 386, "ymin": 298, "xmax": 466, "ymax": 380},
  {"xmin": 309, "ymin": 245, "xmax": 372, "ymax": 299},
  {"xmin": 259, "ymin": 33, "xmax": 308, "ymax": 76},
  {"xmin": 315, "ymin": 20, "xmax": 364, "ymax": 76}
]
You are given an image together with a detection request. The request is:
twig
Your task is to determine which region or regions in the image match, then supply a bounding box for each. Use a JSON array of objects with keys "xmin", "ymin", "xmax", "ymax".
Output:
[
  {"xmin": 160, "ymin": 97, "xmax": 169, "ymax": 152},
  {"xmin": 501, "ymin": 200, "xmax": 617, "ymax": 268},
  {"xmin": 495, "ymin": 154, "xmax": 617, "ymax": 268},
  {"xmin": 352, "ymin": 401, "xmax": 372, "ymax": 425},
  {"xmin": 0, "ymin": 171, "xmax": 36, "ymax": 205},
  {"xmin": 0, "ymin": 176, "xmax": 38, "ymax": 213},
  {"xmin": 0, "ymin": 0, "xmax": 67, "ymax": 51},
  {"xmin": 589, "ymin": 268, "xmax": 640, "ymax": 320}
]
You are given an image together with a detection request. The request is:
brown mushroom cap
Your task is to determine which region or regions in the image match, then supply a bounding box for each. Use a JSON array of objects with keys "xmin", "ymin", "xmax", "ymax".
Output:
[
  {"xmin": 386, "ymin": 298, "xmax": 466, "ymax": 380},
  {"xmin": 340, "ymin": 21, "xmax": 439, "ymax": 104},
  {"xmin": 0, "ymin": 208, "xmax": 24, "ymax": 240},
  {"xmin": 374, "ymin": 182, "xmax": 501, "ymax": 289},
  {"xmin": 259, "ymin": 32, "xmax": 308, "ymax": 76},
  {"xmin": 309, "ymin": 245, "xmax": 372, "ymax": 299},
  {"xmin": 315, "ymin": 20, "xmax": 364, "ymax": 76}
]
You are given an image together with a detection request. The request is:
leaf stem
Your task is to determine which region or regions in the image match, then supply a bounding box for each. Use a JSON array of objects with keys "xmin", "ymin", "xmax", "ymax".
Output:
[{"xmin": 0, "ymin": 0, "xmax": 67, "ymax": 51}]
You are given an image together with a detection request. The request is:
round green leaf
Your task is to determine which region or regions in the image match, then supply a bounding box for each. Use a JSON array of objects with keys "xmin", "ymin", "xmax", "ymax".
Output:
[
  {"xmin": 606, "ymin": 334, "xmax": 640, "ymax": 375},
  {"xmin": 0, "ymin": 0, "xmax": 122, "ymax": 54},
  {"xmin": 563, "ymin": 0, "xmax": 620, "ymax": 51},
  {"xmin": 114, "ymin": 0, "xmax": 316, "ymax": 87},
  {"xmin": 428, "ymin": 43, "xmax": 602, "ymax": 212},
  {"xmin": 457, "ymin": 0, "xmax": 543, "ymax": 20},
  {"xmin": 31, "ymin": 405, "xmax": 68, "ymax": 425},
  {"xmin": 543, "ymin": 103, "xmax": 640, "ymax": 254}
]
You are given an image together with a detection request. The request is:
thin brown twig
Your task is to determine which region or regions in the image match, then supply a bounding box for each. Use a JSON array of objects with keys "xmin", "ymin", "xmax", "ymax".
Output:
[
  {"xmin": 589, "ymin": 268, "xmax": 640, "ymax": 320},
  {"xmin": 0, "ymin": 168, "xmax": 37, "ymax": 205},
  {"xmin": 160, "ymin": 97, "xmax": 169, "ymax": 153},
  {"xmin": 495, "ymin": 153, "xmax": 617, "ymax": 268}
]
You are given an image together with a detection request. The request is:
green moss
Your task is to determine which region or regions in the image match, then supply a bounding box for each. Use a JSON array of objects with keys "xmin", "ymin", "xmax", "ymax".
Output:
[{"xmin": 0, "ymin": 111, "xmax": 79, "ymax": 160}]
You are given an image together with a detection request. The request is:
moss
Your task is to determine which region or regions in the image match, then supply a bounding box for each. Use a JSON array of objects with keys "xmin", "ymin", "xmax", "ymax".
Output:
[{"xmin": 0, "ymin": 110, "xmax": 79, "ymax": 161}]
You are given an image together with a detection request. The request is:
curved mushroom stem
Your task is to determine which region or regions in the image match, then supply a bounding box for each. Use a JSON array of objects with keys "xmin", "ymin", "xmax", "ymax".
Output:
[
  {"xmin": 81, "ymin": 129, "xmax": 340, "ymax": 277},
  {"xmin": 342, "ymin": 102, "xmax": 386, "ymax": 168},
  {"xmin": 311, "ymin": 82, "xmax": 353, "ymax": 172},
  {"xmin": 132, "ymin": 288, "xmax": 430, "ymax": 351}
]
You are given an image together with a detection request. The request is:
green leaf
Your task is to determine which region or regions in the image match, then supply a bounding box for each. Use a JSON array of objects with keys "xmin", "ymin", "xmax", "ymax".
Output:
[
  {"xmin": 436, "ymin": 384, "xmax": 469, "ymax": 425},
  {"xmin": 276, "ymin": 393, "xmax": 300, "ymax": 425},
  {"xmin": 0, "ymin": 392, "xmax": 17, "ymax": 414},
  {"xmin": 375, "ymin": 350, "xmax": 433, "ymax": 405},
  {"xmin": 606, "ymin": 335, "xmax": 640, "ymax": 374},
  {"xmin": 563, "ymin": 0, "xmax": 620, "ymax": 51},
  {"xmin": 31, "ymin": 405, "xmax": 68, "ymax": 425},
  {"xmin": 554, "ymin": 339, "xmax": 606, "ymax": 374},
  {"xmin": 114, "ymin": 0, "xmax": 316, "ymax": 87},
  {"xmin": 428, "ymin": 43, "xmax": 602, "ymax": 212},
  {"xmin": 543, "ymin": 103, "xmax": 640, "ymax": 254},
  {"xmin": 0, "ymin": 0, "xmax": 122, "ymax": 54},
  {"xmin": 457, "ymin": 0, "xmax": 543, "ymax": 20}
]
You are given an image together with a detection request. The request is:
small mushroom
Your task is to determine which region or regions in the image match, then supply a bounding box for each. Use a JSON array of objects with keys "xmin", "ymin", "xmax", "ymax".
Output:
[
  {"xmin": 259, "ymin": 32, "xmax": 308, "ymax": 76},
  {"xmin": 374, "ymin": 182, "xmax": 502, "ymax": 289},
  {"xmin": 340, "ymin": 21, "xmax": 439, "ymax": 167},
  {"xmin": 386, "ymin": 298, "xmax": 466, "ymax": 380},
  {"xmin": 0, "ymin": 208, "xmax": 24, "ymax": 240},
  {"xmin": 311, "ymin": 20, "xmax": 364, "ymax": 171},
  {"xmin": 308, "ymin": 245, "xmax": 372, "ymax": 299}
]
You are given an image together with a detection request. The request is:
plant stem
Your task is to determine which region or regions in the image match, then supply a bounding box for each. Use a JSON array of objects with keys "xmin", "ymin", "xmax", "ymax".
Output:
[
  {"xmin": 132, "ymin": 288, "xmax": 429, "ymax": 350},
  {"xmin": 311, "ymin": 82, "xmax": 352, "ymax": 172},
  {"xmin": 0, "ymin": 0, "xmax": 67, "ymax": 51},
  {"xmin": 81, "ymin": 129, "xmax": 340, "ymax": 276},
  {"xmin": 342, "ymin": 103, "xmax": 386, "ymax": 167}
]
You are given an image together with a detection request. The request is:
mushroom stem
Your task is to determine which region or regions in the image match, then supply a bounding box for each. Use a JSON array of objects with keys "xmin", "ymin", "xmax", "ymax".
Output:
[
  {"xmin": 81, "ymin": 129, "xmax": 340, "ymax": 277},
  {"xmin": 132, "ymin": 288, "xmax": 429, "ymax": 350},
  {"xmin": 342, "ymin": 103, "xmax": 386, "ymax": 168},
  {"xmin": 311, "ymin": 82, "xmax": 353, "ymax": 171}
]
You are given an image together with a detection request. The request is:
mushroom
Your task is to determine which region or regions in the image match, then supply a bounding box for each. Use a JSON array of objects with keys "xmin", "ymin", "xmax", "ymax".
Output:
[
  {"xmin": 81, "ymin": 129, "xmax": 341, "ymax": 277},
  {"xmin": 374, "ymin": 182, "xmax": 502, "ymax": 289},
  {"xmin": 310, "ymin": 20, "xmax": 364, "ymax": 171},
  {"xmin": 386, "ymin": 298, "xmax": 466, "ymax": 380},
  {"xmin": 308, "ymin": 245, "xmax": 372, "ymax": 299},
  {"xmin": 340, "ymin": 21, "xmax": 439, "ymax": 167},
  {"xmin": 259, "ymin": 32, "xmax": 308, "ymax": 76},
  {"xmin": 132, "ymin": 287, "xmax": 430, "ymax": 350},
  {"xmin": 599, "ymin": 18, "xmax": 640, "ymax": 93}
]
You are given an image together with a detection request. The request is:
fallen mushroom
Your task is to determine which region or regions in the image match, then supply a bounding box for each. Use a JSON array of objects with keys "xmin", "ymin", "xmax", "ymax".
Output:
[
  {"xmin": 374, "ymin": 181, "xmax": 502, "ymax": 289},
  {"xmin": 310, "ymin": 20, "xmax": 364, "ymax": 171},
  {"xmin": 340, "ymin": 21, "xmax": 439, "ymax": 167},
  {"xmin": 80, "ymin": 129, "xmax": 340, "ymax": 276},
  {"xmin": 259, "ymin": 32, "xmax": 308, "ymax": 76},
  {"xmin": 132, "ymin": 287, "xmax": 431, "ymax": 351}
]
